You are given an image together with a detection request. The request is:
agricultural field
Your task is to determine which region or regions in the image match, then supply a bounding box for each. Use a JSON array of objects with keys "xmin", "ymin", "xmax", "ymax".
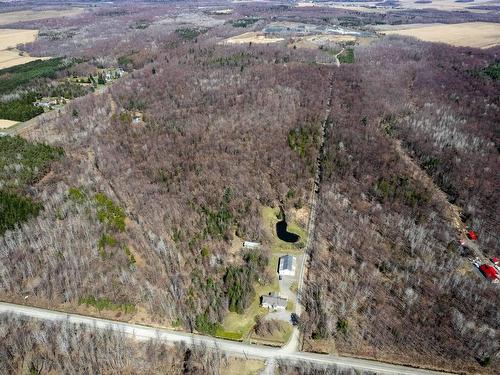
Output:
[
  {"xmin": 378, "ymin": 22, "xmax": 500, "ymax": 48},
  {"xmin": 0, "ymin": 8, "xmax": 85, "ymax": 26},
  {"xmin": 0, "ymin": 29, "xmax": 49, "ymax": 69},
  {"xmin": 0, "ymin": 119, "xmax": 17, "ymax": 129},
  {"xmin": 296, "ymin": 0, "xmax": 496, "ymax": 12}
]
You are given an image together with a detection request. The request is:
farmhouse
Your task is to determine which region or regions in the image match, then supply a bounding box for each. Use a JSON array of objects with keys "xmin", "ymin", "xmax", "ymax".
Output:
[
  {"xmin": 260, "ymin": 292, "xmax": 287, "ymax": 310},
  {"xmin": 278, "ymin": 254, "xmax": 296, "ymax": 276}
]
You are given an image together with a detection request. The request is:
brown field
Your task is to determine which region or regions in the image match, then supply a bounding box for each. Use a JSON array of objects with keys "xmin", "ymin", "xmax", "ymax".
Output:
[
  {"xmin": 0, "ymin": 29, "xmax": 38, "ymax": 50},
  {"xmin": 0, "ymin": 29, "xmax": 49, "ymax": 69},
  {"xmin": 0, "ymin": 50, "xmax": 46, "ymax": 69},
  {"xmin": 380, "ymin": 22, "xmax": 500, "ymax": 49},
  {"xmin": 0, "ymin": 8, "xmax": 85, "ymax": 26},
  {"xmin": 223, "ymin": 32, "xmax": 284, "ymax": 45},
  {"xmin": 0, "ymin": 119, "xmax": 18, "ymax": 129},
  {"xmin": 296, "ymin": 0, "xmax": 495, "ymax": 12}
]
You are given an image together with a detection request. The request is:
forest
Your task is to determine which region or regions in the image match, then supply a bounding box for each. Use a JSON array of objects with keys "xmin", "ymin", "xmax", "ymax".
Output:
[
  {"xmin": 0, "ymin": 314, "xmax": 227, "ymax": 375},
  {"xmin": 0, "ymin": 1, "xmax": 498, "ymax": 374},
  {"xmin": 301, "ymin": 37, "xmax": 499, "ymax": 373},
  {"xmin": 0, "ymin": 313, "xmax": 360, "ymax": 375}
]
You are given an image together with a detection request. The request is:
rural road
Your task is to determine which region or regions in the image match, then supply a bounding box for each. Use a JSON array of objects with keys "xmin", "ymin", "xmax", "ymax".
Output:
[{"xmin": 0, "ymin": 302, "xmax": 453, "ymax": 374}]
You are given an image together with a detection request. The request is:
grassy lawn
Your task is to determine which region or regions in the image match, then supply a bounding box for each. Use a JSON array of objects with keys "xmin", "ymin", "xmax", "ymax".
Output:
[
  {"xmin": 219, "ymin": 255, "xmax": 280, "ymax": 341},
  {"xmin": 261, "ymin": 206, "xmax": 307, "ymax": 255},
  {"xmin": 250, "ymin": 323, "xmax": 293, "ymax": 345}
]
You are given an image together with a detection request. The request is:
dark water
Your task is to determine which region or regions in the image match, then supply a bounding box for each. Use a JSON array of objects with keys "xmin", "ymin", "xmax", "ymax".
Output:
[{"xmin": 276, "ymin": 219, "xmax": 299, "ymax": 243}]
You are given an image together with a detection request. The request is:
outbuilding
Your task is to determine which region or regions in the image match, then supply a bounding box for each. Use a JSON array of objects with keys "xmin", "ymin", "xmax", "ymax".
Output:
[
  {"xmin": 278, "ymin": 255, "xmax": 296, "ymax": 277},
  {"xmin": 468, "ymin": 230, "xmax": 478, "ymax": 241},
  {"xmin": 479, "ymin": 264, "xmax": 499, "ymax": 283},
  {"xmin": 243, "ymin": 241, "xmax": 261, "ymax": 249}
]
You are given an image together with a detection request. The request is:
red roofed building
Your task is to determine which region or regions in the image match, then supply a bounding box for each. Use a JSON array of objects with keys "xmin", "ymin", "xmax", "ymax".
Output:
[
  {"xmin": 479, "ymin": 264, "xmax": 499, "ymax": 283},
  {"xmin": 491, "ymin": 257, "xmax": 499, "ymax": 265},
  {"xmin": 468, "ymin": 230, "xmax": 478, "ymax": 241}
]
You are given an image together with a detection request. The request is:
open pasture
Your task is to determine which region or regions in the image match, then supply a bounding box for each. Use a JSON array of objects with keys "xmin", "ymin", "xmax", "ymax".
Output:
[
  {"xmin": 0, "ymin": 8, "xmax": 84, "ymax": 26},
  {"xmin": 0, "ymin": 29, "xmax": 49, "ymax": 69},
  {"xmin": 380, "ymin": 22, "xmax": 500, "ymax": 48}
]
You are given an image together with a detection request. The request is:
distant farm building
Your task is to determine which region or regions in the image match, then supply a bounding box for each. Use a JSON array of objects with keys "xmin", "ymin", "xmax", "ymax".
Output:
[
  {"xmin": 261, "ymin": 292, "xmax": 287, "ymax": 310},
  {"xmin": 278, "ymin": 255, "xmax": 296, "ymax": 276},
  {"xmin": 479, "ymin": 264, "xmax": 499, "ymax": 283}
]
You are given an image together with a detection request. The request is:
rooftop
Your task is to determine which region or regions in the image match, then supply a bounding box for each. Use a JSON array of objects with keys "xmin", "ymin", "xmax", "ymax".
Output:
[
  {"xmin": 261, "ymin": 292, "xmax": 287, "ymax": 308},
  {"xmin": 279, "ymin": 255, "xmax": 296, "ymax": 272}
]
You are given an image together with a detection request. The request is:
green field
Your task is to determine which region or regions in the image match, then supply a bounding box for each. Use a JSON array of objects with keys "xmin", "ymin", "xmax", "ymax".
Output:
[{"xmin": 338, "ymin": 48, "xmax": 355, "ymax": 64}]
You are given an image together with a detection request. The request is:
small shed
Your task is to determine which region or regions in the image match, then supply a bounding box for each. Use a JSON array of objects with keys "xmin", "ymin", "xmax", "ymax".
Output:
[
  {"xmin": 132, "ymin": 111, "xmax": 143, "ymax": 124},
  {"xmin": 468, "ymin": 230, "xmax": 478, "ymax": 241},
  {"xmin": 261, "ymin": 292, "xmax": 287, "ymax": 310},
  {"xmin": 278, "ymin": 255, "xmax": 296, "ymax": 276},
  {"xmin": 243, "ymin": 241, "xmax": 260, "ymax": 249}
]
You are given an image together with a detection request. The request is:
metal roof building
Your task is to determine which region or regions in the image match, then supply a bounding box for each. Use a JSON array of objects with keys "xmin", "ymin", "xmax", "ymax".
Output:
[{"xmin": 278, "ymin": 255, "xmax": 296, "ymax": 276}]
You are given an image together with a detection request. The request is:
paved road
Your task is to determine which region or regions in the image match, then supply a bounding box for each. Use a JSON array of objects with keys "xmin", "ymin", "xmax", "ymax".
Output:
[{"xmin": 0, "ymin": 302, "xmax": 452, "ymax": 375}]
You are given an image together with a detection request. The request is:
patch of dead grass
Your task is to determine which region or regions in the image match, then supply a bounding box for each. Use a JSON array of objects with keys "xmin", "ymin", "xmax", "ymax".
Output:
[{"xmin": 380, "ymin": 22, "xmax": 500, "ymax": 49}]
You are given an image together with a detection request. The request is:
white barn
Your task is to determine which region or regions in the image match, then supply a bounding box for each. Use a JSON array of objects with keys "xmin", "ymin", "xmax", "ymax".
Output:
[{"xmin": 278, "ymin": 255, "xmax": 296, "ymax": 276}]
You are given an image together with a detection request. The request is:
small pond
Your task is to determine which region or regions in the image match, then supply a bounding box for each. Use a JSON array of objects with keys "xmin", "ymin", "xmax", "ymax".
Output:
[{"xmin": 276, "ymin": 218, "xmax": 300, "ymax": 243}]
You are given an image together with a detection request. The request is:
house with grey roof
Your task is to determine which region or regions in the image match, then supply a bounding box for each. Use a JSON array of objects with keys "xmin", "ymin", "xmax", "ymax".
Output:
[{"xmin": 260, "ymin": 292, "xmax": 287, "ymax": 310}]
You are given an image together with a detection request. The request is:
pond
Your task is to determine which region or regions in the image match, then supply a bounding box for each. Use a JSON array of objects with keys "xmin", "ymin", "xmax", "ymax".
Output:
[{"xmin": 276, "ymin": 207, "xmax": 300, "ymax": 243}]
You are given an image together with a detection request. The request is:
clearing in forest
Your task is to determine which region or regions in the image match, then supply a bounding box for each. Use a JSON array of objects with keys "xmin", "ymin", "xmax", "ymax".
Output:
[
  {"xmin": 0, "ymin": 29, "xmax": 49, "ymax": 69},
  {"xmin": 290, "ymin": 34, "xmax": 357, "ymax": 49},
  {"xmin": 223, "ymin": 32, "xmax": 284, "ymax": 45},
  {"xmin": 379, "ymin": 22, "xmax": 500, "ymax": 49}
]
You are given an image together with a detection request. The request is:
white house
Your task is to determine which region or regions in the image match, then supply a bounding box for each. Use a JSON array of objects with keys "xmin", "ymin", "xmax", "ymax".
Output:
[{"xmin": 278, "ymin": 255, "xmax": 296, "ymax": 277}]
